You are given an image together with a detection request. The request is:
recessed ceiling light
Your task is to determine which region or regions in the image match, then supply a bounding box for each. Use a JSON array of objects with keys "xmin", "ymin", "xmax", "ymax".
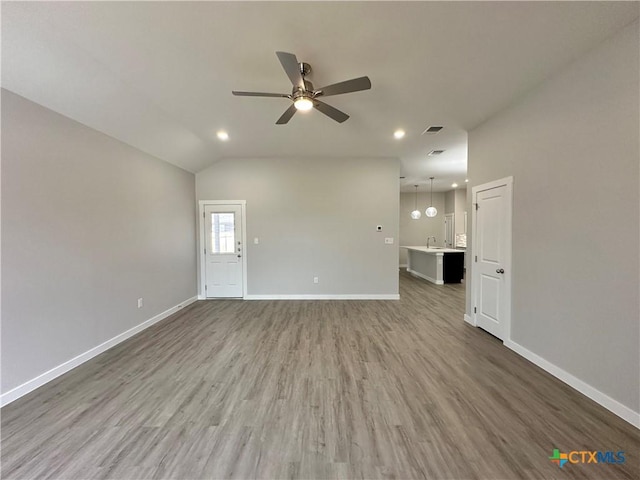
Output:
[
  {"xmin": 452, "ymin": 183, "xmax": 458, "ymax": 188},
  {"xmin": 217, "ymin": 131, "xmax": 229, "ymax": 141},
  {"xmin": 465, "ymin": 179, "xmax": 469, "ymax": 183},
  {"xmin": 394, "ymin": 129, "xmax": 405, "ymax": 139}
]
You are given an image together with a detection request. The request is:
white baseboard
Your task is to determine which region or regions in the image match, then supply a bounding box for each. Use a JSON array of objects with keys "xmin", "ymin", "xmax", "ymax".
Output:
[
  {"xmin": 399, "ymin": 263, "xmax": 408, "ymax": 269},
  {"xmin": 504, "ymin": 339, "xmax": 640, "ymax": 429},
  {"xmin": 244, "ymin": 294, "xmax": 400, "ymax": 300},
  {"xmin": 407, "ymin": 268, "xmax": 443, "ymax": 285},
  {"xmin": 0, "ymin": 295, "xmax": 198, "ymax": 407},
  {"xmin": 464, "ymin": 313, "xmax": 475, "ymax": 326}
]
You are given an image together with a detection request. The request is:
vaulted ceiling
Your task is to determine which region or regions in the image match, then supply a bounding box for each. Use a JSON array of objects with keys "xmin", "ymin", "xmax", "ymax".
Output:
[{"xmin": 2, "ymin": 1, "xmax": 637, "ymax": 192}]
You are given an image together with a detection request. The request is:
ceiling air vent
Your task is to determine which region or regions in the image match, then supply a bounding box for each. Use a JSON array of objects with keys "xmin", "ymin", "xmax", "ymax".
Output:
[
  {"xmin": 428, "ymin": 149, "xmax": 445, "ymax": 156},
  {"xmin": 422, "ymin": 125, "xmax": 444, "ymax": 135}
]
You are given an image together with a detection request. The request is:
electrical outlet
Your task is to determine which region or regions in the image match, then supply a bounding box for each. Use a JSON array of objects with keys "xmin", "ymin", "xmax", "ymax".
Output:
[
  {"xmin": 254, "ymin": 237, "xmax": 259, "ymax": 244},
  {"xmin": 313, "ymin": 277, "xmax": 319, "ymax": 284},
  {"xmin": 137, "ymin": 298, "xmax": 143, "ymax": 308},
  {"xmin": 385, "ymin": 237, "xmax": 394, "ymax": 244}
]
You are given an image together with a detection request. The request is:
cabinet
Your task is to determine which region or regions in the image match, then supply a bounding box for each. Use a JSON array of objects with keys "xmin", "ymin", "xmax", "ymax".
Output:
[{"xmin": 443, "ymin": 252, "xmax": 464, "ymax": 283}]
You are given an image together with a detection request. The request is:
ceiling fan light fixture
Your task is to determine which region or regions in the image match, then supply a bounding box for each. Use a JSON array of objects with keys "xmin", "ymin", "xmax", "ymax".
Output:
[
  {"xmin": 294, "ymin": 97, "xmax": 313, "ymax": 111},
  {"xmin": 233, "ymin": 52, "xmax": 371, "ymax": 124}
]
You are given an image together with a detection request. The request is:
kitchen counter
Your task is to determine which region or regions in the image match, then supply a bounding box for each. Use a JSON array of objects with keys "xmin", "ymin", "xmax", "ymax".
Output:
[
  {"xmin": 401, "ymin": 246, "xmax": 465, "ymax": 284},
  {"xmin": 402, "ymin": 246, "xmax": 464, "ymax": 254}
]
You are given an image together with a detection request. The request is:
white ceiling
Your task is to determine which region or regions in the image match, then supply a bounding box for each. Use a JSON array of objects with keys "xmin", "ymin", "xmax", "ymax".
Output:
[{"xmin": 2, "ymin": 1, "xmax": 638, "ymax": 192}]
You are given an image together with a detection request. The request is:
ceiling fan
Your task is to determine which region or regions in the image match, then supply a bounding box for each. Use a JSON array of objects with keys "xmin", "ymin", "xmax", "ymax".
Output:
[{"xmin": 232, "ymin": 51, "xmax": 371, "ymax": 124}]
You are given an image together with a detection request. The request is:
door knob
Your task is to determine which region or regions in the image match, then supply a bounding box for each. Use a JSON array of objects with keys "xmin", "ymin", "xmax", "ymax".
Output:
[
  {"xmin": 496, "ymin": 268, "xmax": 504, "ymax": 274},
  {"xmin": 237, "ymin": 255, "xmax": 242, "ymax": 258}
]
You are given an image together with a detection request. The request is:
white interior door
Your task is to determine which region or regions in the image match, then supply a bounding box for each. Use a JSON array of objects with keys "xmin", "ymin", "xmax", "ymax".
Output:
[
  {"xmin": 445, "ymin": 213, "xmax": 455, "ymax": 248},
  {"xmin": 472, "ymin": 179, "xmax": 512, "ymax": 340},
  {"xmin": 204, "ymin": 204, "xmax": 244, "ymax": 298}
]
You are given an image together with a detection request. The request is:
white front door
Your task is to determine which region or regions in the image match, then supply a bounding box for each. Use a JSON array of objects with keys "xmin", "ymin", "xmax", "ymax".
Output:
[
  {"xmin": 472, "ymin": 179, "xmax": 512, "ymax": 340},
  {"xmin": 204, "ymin": 204, "xmax": 244, "ymax": 298}
]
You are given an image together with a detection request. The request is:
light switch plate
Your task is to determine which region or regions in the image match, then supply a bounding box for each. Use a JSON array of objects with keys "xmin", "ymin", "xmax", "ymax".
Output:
[{"xmin": 254, "ymin": 237, "xmax": 259, "ymax": 244}]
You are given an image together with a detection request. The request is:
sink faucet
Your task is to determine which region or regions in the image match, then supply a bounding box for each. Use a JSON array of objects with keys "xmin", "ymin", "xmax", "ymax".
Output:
[{"xmin": 427, "ymin": 236, "xmax": 436, "ymax": 248}]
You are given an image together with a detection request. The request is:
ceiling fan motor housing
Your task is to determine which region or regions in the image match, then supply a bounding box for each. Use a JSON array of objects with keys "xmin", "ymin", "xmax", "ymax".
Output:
[
  {"xmin": 292, "ymin": 89, "xmax": 310, "ymax": 102},
  {"xmin": 295, "ymin": 80, "xmax": 315, "ymax": 95}
]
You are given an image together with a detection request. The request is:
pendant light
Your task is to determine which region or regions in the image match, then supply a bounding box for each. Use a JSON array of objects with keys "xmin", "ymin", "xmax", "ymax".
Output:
[
  {"xmin": 425, "ymin": 176, "xmax": 438, "ymax": 217},
  {"xmin": 410, "ymin": 185, "xmax": 421, "ymax": 219}
]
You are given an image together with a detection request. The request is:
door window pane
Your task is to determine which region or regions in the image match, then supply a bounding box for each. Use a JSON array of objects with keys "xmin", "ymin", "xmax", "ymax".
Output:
[{"xmin": 211, "ymin": 213, "xmax": 235, "ymax": 253}]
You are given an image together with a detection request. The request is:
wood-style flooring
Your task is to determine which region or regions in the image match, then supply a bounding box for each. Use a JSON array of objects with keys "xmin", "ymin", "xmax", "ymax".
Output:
[{"xmin": 2, "ymin": 271, "xmax": 638, "ymax": 479}]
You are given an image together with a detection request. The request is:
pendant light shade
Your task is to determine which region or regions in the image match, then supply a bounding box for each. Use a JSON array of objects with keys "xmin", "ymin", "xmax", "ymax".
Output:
[
  {"xmin": 410, "ymin": 185, "xmax": 421, "ymax": 219},
  {"xmin": 425, "ymin": 177, "xmax": 438, "ymax": 217}
]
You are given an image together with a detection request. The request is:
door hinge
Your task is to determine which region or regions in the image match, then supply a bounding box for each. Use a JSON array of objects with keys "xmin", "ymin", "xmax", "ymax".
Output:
[
  {"xmin": 475, "ymin": 203, "xmax": 479, "ymax": 210},
  {"xmin": 474, "ymin": 307, "xmax": 477, "ymax": 313},
  {"xmin": 203, "ymin": 212, "xmax": 205, "ymax": 218},
  {"xmin": 475, "ymin": 255, "xmax": 477, "ymax": 262},
  {"xmin": 205, "ymin": 285, "xmax": 207, "ymax": 290},
  {"xmin": 204, "ymin": 248, "xmax": 206, "ymax": 255}
]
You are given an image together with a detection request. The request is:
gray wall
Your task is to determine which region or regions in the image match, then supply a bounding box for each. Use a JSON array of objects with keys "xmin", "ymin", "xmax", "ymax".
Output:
[
  {"xmin": 443, "ymin": 188, "xmax": 467, "ymax": 240},
  {"xmin": 1, "ymin": 90, "xmax": 197, "ymax": 394},
  {"xmin": 444, "ymin": 190, "xmax": 455, "ymax": 214},
  {"xmin": 399, "ymin": 192, "xmax": 445, "ymax": 265},
  {"xmin": 467, "ymin": 21, "xmax": 639, "ymax": 413},
  {"xmin": 454, "ymin": 188, "xmax": 466, "ymax": 235},
  {"xmin": 196, "ymin": 157, "xmax": 399, "ymax": 296}
]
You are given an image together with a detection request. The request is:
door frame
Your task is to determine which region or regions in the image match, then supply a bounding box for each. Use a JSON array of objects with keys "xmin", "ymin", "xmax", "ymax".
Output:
[
  {"xmin": 470, "ymin": 176, "xmax": 513, "ymax": 341},
  {"xmin": 198, "ymin": 200, "xmax": 247, "ymax": 300}
]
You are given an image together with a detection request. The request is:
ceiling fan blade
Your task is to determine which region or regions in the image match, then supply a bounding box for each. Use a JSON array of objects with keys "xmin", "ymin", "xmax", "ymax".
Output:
[
  {"xmin": 276, "ymin": 104, "xmax": 297, "ymax": 125},
  {"xmin": 313, "ymin": 100, "xmax": 349, "ymax": 123},
  {"xmin": 232, "ymin": 91, "xmax": 290, "ymax": 98},
  {"xmin": 316, "ymin": 76, "xmax": 371, "ymax": 97},
  {"xmin": 276, "ymin": 51, "xmax": 305, "ymax": 90}
]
